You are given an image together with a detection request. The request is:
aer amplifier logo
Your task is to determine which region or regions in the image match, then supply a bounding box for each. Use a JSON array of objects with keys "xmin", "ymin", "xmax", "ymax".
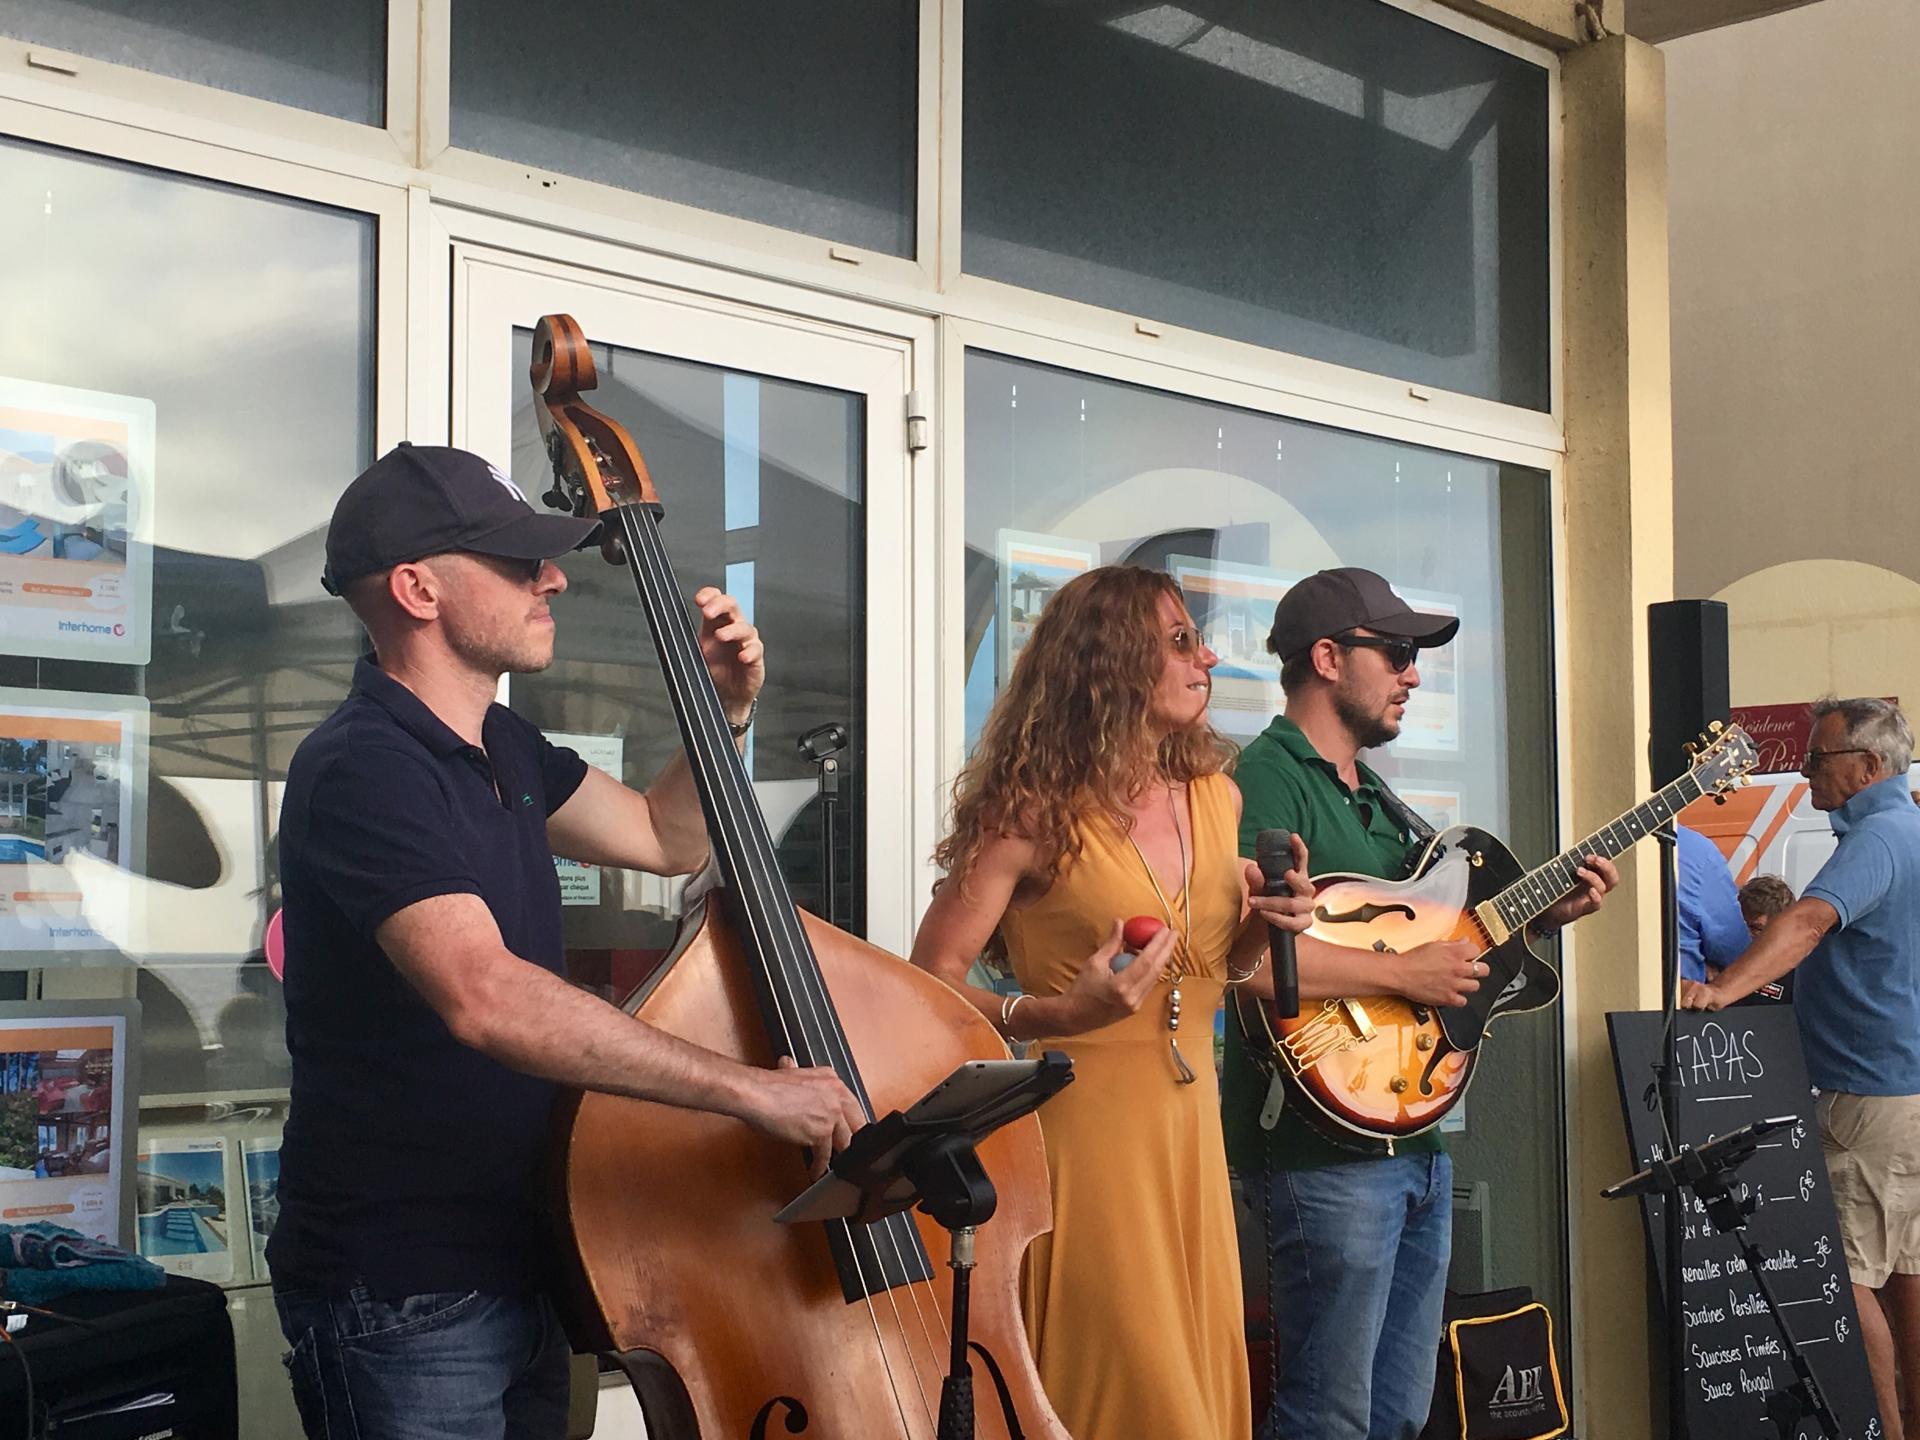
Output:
[{"xmin": 1488, "ymin": 1363, "xmax": 1548, "ymax": 1414}]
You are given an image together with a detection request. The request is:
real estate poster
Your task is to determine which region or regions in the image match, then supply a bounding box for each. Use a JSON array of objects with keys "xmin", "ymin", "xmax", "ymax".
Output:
[
  {"xmin": 0, "ymin": 688, "xmax": 148, "ymax": 954},
  {"xmin": 1395, "ymin": 784, "xmax": 1462, "ymax": 834},
  {"xmin": 241, "ymin": 1137, "xmax": 281, "ymax": 1277},
  {"xmin": 545, "ymin": 732, "xmax": 624, "ymax": 906},
  {"xmin": 995, "ymin": 531, "xmax": 1099, "ymax": 680},
  {"xmin": 0, "ymin": 377, "xmax": 155, "ymax": 666},
  {"xmin": 1168, "ymin": 555, "xmax": 1306, "ymax": 740},
  {"xmin": 1393, "ymin": 587, "xmax": 1461, "ymax": 756},
  {"xmin": 135, "ymin": 1136, "xmax": 232, "ymax": 1282},
  {"xmin": 0, "ymin": 1016, "xmax": 128, "ymax": 1245}
]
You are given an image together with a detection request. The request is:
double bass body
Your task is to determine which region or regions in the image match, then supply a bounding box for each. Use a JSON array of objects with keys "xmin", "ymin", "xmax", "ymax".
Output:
[{"xmin": 551, "ymin": 907, "xmax": 1064, "ymax": 1440}]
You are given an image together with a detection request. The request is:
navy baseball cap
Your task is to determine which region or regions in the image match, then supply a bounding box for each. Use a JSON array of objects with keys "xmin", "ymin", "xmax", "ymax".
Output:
[
  {"xmin": 322, "ymin": 443, "xmax": 599, "ymax": 595},
  {"xmin": 1266, "ymin": 567, "xmax": 1460, "ymax": 659}
]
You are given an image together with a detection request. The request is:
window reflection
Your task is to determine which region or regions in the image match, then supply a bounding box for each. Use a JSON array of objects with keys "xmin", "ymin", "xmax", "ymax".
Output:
[
  {"xmin": 0, "ymin": 0, "xmax": 387, "ymax": 125},
  {"xmin": 964, "ymin": 0, "xmax": 1550, "ymax": 407},
  {"xmin": 962, "ymin": 347, "xmax": 1565, "ymax": 1349},
  {"xmin": 453, "ymin": 0, "xmax": 918, "ymax": 255},
  {"xmin": 505, "ymin": 330, "xmax": 868, "ymax": 992},
  {"xmin": 0, "ymin": 136, "xmax": 375, "ymax": 1308}
]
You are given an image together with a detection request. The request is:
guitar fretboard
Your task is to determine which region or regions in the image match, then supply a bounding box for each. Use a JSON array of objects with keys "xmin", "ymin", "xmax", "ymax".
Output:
[{"xmin": 1487, "ymin": 770, "xmax": 1707, "ymax": 936}]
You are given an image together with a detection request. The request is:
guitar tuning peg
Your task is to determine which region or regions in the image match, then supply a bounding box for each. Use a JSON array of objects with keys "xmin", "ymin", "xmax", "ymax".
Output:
[
  {"xmin": 1709, "ymin": 720, "xmax": 1724, "ymax": 733},
  {"xmin": 1683, "ymin": 742, "xmax": 1699, "ymax": 759}
]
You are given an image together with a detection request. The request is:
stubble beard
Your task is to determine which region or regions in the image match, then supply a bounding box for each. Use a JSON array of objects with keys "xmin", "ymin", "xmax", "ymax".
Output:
[
  {"xmin": 1334, "ymin": 683, "xmax": 1398, "ymax": 751},
  {"xmin": 445, "ymin": 613, "xmax": 554, "ymax": 678}
]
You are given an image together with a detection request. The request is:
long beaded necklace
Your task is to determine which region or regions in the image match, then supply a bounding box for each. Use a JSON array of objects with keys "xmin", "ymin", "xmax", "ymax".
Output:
[{"xmin": 1125, "ymin": 782, "xmax": 1198, "ymax": 1085}]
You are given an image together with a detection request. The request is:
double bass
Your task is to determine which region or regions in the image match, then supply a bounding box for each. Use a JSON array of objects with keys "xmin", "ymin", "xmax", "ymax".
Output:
[{"xmin": 527, "ymin": 314, "xmax": 1068, "ymax": 1440}]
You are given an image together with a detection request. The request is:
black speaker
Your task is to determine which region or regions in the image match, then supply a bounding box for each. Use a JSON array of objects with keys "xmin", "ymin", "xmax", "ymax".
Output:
[{"xmin": 1648, "ymin": 600, "xmax": 1730, "ymax": 786}]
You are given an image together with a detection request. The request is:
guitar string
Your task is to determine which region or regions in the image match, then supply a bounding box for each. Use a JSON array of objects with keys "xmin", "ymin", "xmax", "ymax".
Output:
[{"xmin": 626, "ymin": 508, "xmax": 943, "ymax": 1434}]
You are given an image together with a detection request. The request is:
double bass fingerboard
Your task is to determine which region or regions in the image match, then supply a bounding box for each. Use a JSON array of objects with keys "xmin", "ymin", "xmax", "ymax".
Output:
[{"xmin": 612, "ymin": 501, "xmax": 935, "ymax": 1303}]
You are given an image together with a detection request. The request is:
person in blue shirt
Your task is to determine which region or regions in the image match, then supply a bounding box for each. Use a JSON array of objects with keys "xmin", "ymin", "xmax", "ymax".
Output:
[
  {"xmin": 1675, "ymin": 824, "xmax": 1748, "ymax": 984},
  {"xmin": 1684, "ymin": 697, "xmax": 1920, "ymax": 1440}
]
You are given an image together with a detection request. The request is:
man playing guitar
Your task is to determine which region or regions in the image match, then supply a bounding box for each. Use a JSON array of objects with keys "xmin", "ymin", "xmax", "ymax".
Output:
[{"xmin": 1224, "ymin": 567, "xmax": 1617, "ymax": 1440}]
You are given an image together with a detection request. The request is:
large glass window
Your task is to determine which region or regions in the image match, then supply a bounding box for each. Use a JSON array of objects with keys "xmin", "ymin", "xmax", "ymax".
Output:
[
  {"xmin": 0, "ymin": 136, "xmax": 375, "ymax": 1427},
  {"xmin": 963, "ymin": 0, "xmax": 1551, "ymax": 408},
  {"xmin": 0, "ymin": 0, "xmax": 387, "ymax": 126},
  {"xmin": 451, "ymin": 0, "xmax": 919, "ymax": 256},
  {"xmin": 962, "ymin": 348, "xmax": 1565, "ymax": 1352},
  {"xmin": 503, "ymin": 328, "xmax": 869, "ymax": 995}
]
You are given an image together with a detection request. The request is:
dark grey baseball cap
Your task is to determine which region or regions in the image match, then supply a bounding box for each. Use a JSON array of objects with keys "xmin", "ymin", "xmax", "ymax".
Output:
[
  {"xmin": 1266, "ymin": 566, "xmax": 1460, "ymax": 660},
  {"xmin": 321, "ymin": 443, "xmax": 599, "ymax": 595}
]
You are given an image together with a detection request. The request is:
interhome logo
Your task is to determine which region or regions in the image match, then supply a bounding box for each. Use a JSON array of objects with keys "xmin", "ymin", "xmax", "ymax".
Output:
[
  {"xmin": 58, "ymin": 619, "xmax": 125, "ymax": 636},
  {"xmin": 1487, "ymin": 1363, "xmax": 1549, "ymax": 1415}
]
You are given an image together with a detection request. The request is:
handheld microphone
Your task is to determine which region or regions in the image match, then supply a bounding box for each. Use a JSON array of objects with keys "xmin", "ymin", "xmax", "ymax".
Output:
[{"xmin": 1255, "ymin": 829, "xmax": 1300, "ymax": 1021}]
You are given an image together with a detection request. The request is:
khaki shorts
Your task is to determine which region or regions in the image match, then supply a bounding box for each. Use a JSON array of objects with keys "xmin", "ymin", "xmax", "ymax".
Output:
[{"xmin": 1818, "ymin": 1090, "xmax": 1920, "ymax": 1289}]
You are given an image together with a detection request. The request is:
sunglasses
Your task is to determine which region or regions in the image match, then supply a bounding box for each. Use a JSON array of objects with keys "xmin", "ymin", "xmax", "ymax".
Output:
[
  {"xmin": 1334, "ymin": 633, "xmax": 1420, "ymax": 672},
  {"xmin": 1800, "ymin": 747, "xmax": 1873, "ymax": 776}
]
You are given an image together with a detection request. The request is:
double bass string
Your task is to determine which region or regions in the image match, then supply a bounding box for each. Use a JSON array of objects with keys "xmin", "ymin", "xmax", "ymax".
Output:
[
  {"xmin": 618, "ymin": 507, "xmax": 925, "ymax": 1438},
  {"xmin": 620, "ymin": 505, "xmax": 951, "ymax": 1436}
]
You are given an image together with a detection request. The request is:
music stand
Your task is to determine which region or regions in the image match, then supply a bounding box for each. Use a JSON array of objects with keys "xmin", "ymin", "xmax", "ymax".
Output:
[
  {"xmin": 778, "ymin": 1052, "xmax": 1074, "ymax": 1440},
  {"xmin": 1603, "ymin": 1115, "xmax": 1840, "ymax": 1440}
]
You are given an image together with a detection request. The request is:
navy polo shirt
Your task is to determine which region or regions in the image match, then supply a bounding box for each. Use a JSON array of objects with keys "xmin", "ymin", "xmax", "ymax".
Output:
[{"xmin": 268, "ymin": 657, "xmax": 589, "ymax": 1299}]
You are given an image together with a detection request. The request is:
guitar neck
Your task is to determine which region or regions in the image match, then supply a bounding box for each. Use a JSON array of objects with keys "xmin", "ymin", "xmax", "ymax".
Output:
[{"xmin": 1488, "ymin": 770, "xmax": 1707, "ymax": 934}]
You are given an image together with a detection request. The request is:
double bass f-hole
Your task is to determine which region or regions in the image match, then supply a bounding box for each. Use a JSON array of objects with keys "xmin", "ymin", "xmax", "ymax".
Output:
[{"xmin": 749, "ymin": 1397, "xmax": 811, "ymax": 1438}]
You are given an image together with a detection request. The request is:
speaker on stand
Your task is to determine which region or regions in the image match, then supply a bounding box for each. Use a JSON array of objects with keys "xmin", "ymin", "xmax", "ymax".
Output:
[
  {"xmin": 1645, "ymin": 598, "xmax": 1732, "ymax": 1440},
  {"xmin": 1648, "ymin": 600, "xmax": 1730, "ymax": 786}
]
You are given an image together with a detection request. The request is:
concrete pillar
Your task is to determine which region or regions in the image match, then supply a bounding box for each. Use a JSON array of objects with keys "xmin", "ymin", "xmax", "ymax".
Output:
[{"xmin": 1559, "ymin": 32, "xmax": 1675, "ymax": 1440}]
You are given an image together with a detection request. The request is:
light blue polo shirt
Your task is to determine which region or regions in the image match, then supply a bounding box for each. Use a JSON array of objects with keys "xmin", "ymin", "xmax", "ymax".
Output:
[{"xmin": 1797, "ymin": 772, "xmax": 1920, "ymax": 1095}]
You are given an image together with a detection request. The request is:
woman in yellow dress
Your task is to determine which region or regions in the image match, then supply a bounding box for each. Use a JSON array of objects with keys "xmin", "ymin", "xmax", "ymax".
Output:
[{"xmin": 911, "ymin": 565, "xmax": 1311, "ymax": 1440}]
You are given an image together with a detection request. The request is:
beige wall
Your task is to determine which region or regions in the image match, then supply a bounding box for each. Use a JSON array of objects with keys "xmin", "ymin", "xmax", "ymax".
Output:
[{"xmin": 1667, "ymin": 0, "xmax": 1920, "ymax": 705}]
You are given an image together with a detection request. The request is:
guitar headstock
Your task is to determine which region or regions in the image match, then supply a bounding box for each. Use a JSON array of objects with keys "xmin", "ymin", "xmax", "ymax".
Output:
[{"xmin": 1686, "ymin": 720, "xmax": 1759, "ymax": 799}]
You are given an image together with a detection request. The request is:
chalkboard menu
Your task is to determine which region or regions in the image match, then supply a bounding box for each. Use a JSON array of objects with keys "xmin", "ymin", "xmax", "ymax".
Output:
[{"xmin": 1608, "ymin": 1007, "xmax": 1882, "ymax": 1440}]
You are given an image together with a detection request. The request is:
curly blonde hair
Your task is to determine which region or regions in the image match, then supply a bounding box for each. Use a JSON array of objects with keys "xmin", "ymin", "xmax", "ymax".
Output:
[{"xmin": 935, "ymin": 565, "xmax": 1232, "ymax": 890}]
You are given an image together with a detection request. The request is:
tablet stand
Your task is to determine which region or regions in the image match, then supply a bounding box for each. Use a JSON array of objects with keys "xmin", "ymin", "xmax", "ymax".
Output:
[{"xmin": 778, "ymin": 1051, "xmax": 1074, "ymax": 1440}]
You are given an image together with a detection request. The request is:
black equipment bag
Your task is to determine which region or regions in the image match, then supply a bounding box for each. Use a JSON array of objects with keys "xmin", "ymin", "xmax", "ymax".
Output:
[{"xmin": 1420, "ymin": 1287, "xmax": 1568, "ymax": 1440}]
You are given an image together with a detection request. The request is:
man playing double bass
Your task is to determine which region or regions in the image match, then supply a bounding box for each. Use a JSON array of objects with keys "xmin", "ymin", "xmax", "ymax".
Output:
[{"xmin": 269, "ymin": 444, "xmax": 865, "ymax": 1440}]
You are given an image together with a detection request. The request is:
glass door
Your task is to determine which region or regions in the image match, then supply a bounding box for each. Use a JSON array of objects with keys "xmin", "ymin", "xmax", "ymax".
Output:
[{"xmin": 457, "ymin": 259, "xmax": 925, "ymax": 996}]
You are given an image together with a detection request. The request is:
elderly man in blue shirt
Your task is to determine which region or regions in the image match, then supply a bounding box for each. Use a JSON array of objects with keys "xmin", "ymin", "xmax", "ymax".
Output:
[{"xmin": 1684, "ymin": 696, "xmax": 1920, "ymax": 1440}]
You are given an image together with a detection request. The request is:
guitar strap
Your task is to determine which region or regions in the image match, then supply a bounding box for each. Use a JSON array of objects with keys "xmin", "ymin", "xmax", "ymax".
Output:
[{"xmin": 1371, "ymin": 780, "xmax": 1437, "ymax": 851}]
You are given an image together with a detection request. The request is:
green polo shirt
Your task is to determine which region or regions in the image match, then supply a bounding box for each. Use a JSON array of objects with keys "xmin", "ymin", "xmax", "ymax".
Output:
[{"xmin": 1223, "ymin": 715, "xmax": 1443, "ymax": 1171}]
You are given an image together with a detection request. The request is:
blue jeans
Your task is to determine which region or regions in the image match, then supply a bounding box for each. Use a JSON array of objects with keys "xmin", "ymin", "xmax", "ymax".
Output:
[
  {"xmin": 275, "ymin": 1285, "xmax": 572, "ymax": 1440},
  {"xmin": 1252, "ymin": 1152, "xmax": 1452, "ymax": 1440}
]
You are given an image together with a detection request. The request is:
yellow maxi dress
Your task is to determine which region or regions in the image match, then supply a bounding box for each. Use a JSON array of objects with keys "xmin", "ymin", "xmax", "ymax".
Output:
[{"xmin": 1000, "ymin": 772, "xmax": 1250, "ymax": 1440}]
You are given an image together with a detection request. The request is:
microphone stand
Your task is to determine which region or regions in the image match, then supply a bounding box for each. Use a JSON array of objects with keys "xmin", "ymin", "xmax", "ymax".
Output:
[
  {"xmin": 797, "ymin": 723, "xmax": 849, "ymax": 930},
  {"xmin": 1603, "ymin": 1121, "xmax": 1839, "ymax": 1440},
  {"xmin": 1654, "ymin": 821, "xmax": 1689, "ymax": 1440}
]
